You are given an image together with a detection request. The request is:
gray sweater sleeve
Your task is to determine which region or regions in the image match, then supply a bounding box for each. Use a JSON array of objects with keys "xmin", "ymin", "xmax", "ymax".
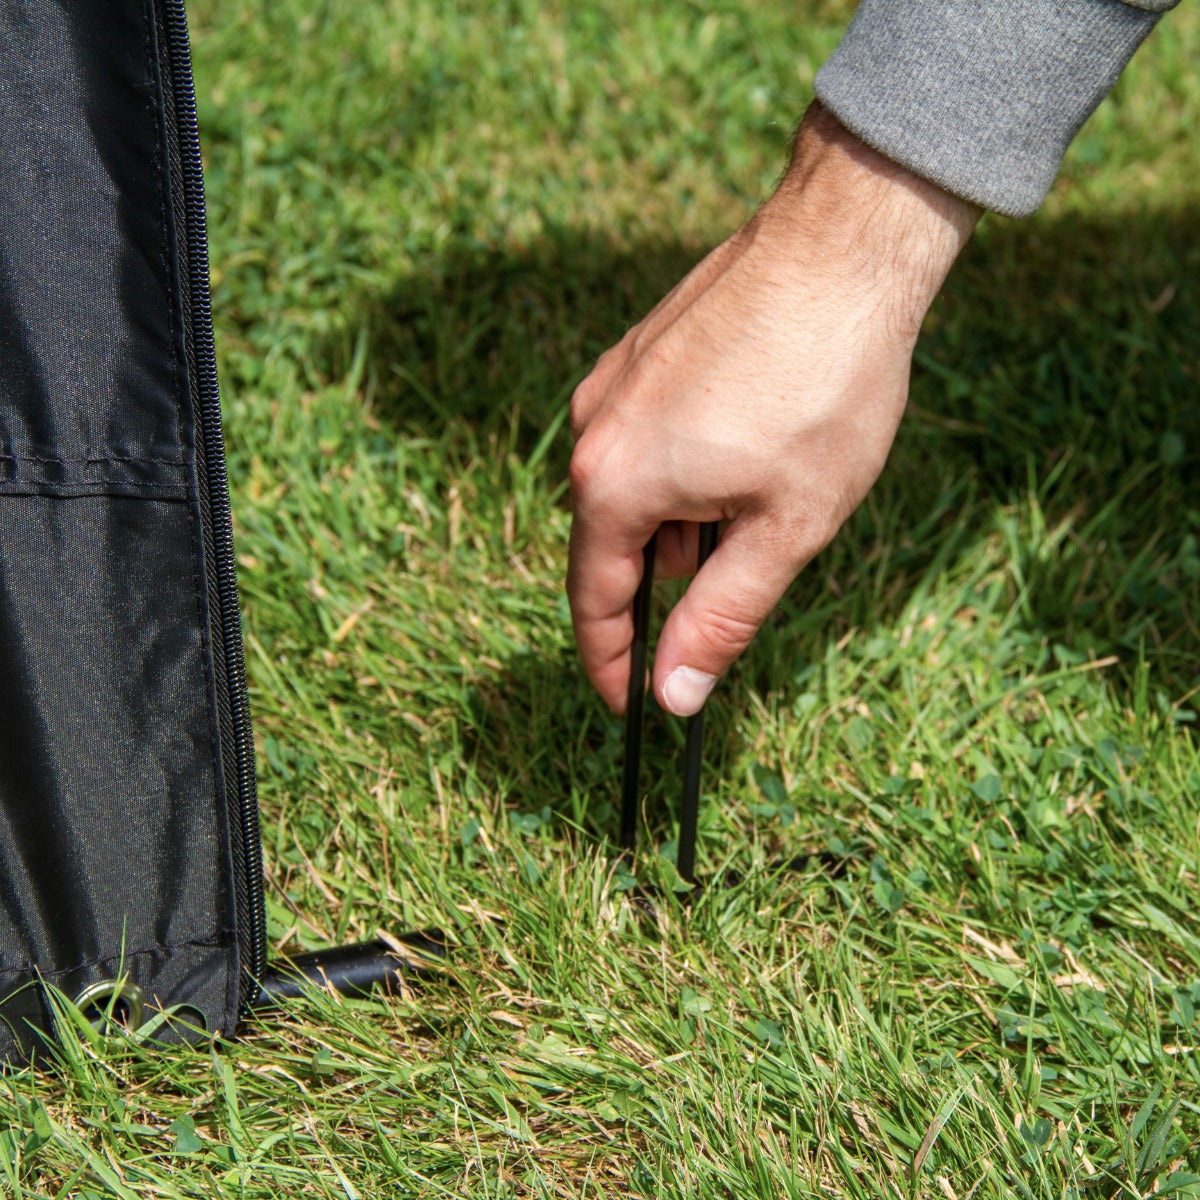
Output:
[{"xmin": 813, "ymin": 0, "xmax": 1179, "ymax": 217}]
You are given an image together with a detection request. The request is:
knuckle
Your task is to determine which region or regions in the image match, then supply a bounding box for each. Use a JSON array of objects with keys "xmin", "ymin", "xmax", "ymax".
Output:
[
  {"xmin": 594, "ymin": 343, "xmax": 622, "ymax": 374},
  {"xmin": 693, "ymin": 604, "xmax": 760, "ymax": 658},
  {"xmin": 568, "ymin": 441, "xmax": 595, "ymax": 496},
  {"xmin": 571, "ymin": 344, "xmax": 627, "ymax": 438},
  {"xmin": 569, "ymin": 378, "xmax": 595, "ymax": 439},
  {"xmin": 568, "ymin": 427, "xmax": 609, "ymax": 499}
]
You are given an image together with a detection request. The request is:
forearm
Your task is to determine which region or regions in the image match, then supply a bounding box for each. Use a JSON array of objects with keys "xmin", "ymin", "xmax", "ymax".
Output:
[{"xmin": 766, "ymin": 103, "xmax": 979, "ymax": 343}]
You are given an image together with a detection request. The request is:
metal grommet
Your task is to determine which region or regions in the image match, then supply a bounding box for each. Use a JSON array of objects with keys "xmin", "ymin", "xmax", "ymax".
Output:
[{"xmin": 73, "ymin": 979, "xmax": 146, "ymax": 1032}]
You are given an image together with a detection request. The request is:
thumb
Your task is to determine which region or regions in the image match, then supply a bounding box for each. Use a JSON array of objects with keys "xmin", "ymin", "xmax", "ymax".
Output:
[{"xmin": 652, "ymin": 518, "xmax": 810, "ymax": 717}]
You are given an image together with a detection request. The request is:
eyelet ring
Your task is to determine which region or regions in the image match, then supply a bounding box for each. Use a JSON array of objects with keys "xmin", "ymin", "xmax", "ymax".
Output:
[{"xmin": 73, "ymin": 979, "xmax": 146, "ymax": 1032}]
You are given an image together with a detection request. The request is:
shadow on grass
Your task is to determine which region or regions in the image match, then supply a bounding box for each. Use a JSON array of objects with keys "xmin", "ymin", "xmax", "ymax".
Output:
[
  {"xmin": 334, "ymin": 206, "xmax": 1199, "ymax": 838},
  {"xmin": 329, "ymin": 228, "xmax": 706, "ymax": 471}
]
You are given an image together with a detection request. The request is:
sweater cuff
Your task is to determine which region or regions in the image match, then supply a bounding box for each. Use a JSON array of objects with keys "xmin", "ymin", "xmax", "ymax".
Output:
[{"xmin": 814, "ymin": 0, "xmax": 1166, "ymax": 217}]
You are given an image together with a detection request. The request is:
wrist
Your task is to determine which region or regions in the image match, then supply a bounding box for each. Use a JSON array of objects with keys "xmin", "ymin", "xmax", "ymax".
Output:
[{"xmin": 760, "ymin": 102, "xmax": 980, "ymax": 343}]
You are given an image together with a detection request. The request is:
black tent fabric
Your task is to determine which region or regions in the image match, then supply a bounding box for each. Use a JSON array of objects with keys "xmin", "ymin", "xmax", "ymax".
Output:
[{"xmin": 0, "ymin": 0, "xmax": 262, "ymax": 1059}]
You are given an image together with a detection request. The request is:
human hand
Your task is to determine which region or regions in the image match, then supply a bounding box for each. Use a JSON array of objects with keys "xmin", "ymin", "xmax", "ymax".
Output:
[{"xmin": 567, "ymin": 103, "xmax": 979, "ymax": 717}]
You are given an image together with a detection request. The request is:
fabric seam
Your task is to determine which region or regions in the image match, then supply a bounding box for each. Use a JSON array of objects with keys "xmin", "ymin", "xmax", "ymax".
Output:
[
  {"xmin": 0, "ymin": 454, "xmax": 187, "ymax": 466},
  {"xmin": 0, "ymin": 930, "xmax": 237, "ymax": 981},
  {"xmin": 144, "ymin": 0, "xmax": 185, "ymax": 458},
  {"xmin": 0, "ymin": 483, "xmax": 192, "ymax": 495},
  {"xmin": 147, "ymin": 0, "xmax": 246, "ymax": 1035}
]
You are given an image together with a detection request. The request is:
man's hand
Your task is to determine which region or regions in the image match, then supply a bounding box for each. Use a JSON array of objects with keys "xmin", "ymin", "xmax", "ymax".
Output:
[{"xmin": 567, "ymin": 103, "xmax": 979, "ymax": 716}]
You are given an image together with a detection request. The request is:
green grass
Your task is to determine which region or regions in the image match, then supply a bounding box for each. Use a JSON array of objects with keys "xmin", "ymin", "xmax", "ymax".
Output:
[{"xmin": 4, "ymin": 1, "xmax": 1200, "ymax": 1196}]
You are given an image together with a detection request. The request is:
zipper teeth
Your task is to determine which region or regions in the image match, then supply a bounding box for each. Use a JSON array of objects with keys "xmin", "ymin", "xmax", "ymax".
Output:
[{"xmin": 161, "ymin": 0, "xmax": 267, "ymax": 990}]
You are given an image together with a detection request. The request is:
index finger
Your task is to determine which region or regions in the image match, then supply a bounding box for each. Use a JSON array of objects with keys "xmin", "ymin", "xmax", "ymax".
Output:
[{"xmin": 566, "ymin": 495, "xmax": 657, "ymax": 714}]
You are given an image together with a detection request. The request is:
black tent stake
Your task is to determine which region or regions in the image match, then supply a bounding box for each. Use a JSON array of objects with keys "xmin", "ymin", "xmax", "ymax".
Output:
[
  {"xmin": 620, "ymin": 534, "xmax": 657, "ymax": 856},
  {"xmin": 621, "ymin": 522, "xmax": 719, "ymax": 883},
  {"xmin": 676, "ymin": 520, "xmax": 720, "ymax": 883},
  {"xmin": 251, "ymin": 933, "xmax": 449, "ymax": 1009}
]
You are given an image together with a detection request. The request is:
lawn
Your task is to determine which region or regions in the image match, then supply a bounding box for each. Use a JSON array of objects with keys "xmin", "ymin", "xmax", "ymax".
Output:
[{"xmin": 3, "ymin": 1, "xmax": 1199, "ymax": 1196}]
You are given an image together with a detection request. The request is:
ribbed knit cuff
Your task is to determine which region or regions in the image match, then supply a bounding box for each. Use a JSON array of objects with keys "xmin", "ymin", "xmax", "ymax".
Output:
[{"xmin": 814, "ymin": 0, "xmax": 1167, "ymax": 217}]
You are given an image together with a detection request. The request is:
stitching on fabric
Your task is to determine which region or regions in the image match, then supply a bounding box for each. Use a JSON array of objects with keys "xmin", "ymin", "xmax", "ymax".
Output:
[
  {"xmin": 145, "ymin": 0, "xmax": 242, "ymax": 1027},
  {"xmin": 151, "ymin": 0, "xmax": 247, "ymax": 1026},
  {"xmin": 0, "ymin": 454, "xmax": 187, "ymax": 466},
  {"xmin": 0, "ymin": 482, "xmax": 191, "ymax": 495},
  {"xmin": 154, "ymin": 0, "xmax": 246, "ymax": 1017},
  {"xmin": 0, "ymin": 932, "xmax": 236, "ymax": 981},
  {"xmin": 143, "ymin": 0, "xmax": 245, "ymax": 1029},
  {"xmin": 143, "ymin": 0, "xmax": 186, "ymax": 459},
  {"xmin": 186, "ymin": 480, "xmax": 237, "ymax": 1018}
]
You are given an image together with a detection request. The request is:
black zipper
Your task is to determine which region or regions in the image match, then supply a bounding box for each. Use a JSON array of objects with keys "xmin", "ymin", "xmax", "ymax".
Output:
[{"xmin": 158, "ymin": 0, "xmax": 268, "ymax": 1004}]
